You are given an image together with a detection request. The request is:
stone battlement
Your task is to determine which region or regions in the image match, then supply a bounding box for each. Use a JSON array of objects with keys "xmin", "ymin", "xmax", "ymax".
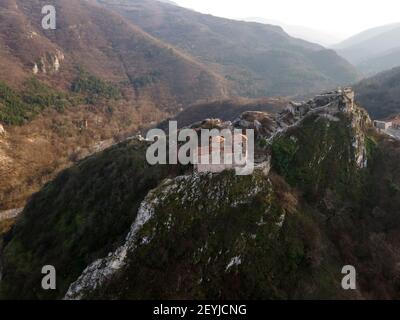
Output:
[{"xmin": 285, "ymin": 87, "xmax": 356, "ymax": 119}]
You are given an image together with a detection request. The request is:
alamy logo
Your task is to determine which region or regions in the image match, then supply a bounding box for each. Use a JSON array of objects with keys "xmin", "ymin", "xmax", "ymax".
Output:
[
  {"xmin": 42, "ymin": 5, "xmax": 56, "ymax": 30},
  {"xmin": 146, "ymin": 121, "xmax": 255, "ymax": 175},
  {"xmin": 41, "ymin": 265, "xmax": 56, "ymax": 290},
  {"xmin": 341, "ymin": 265, "xmax": 356, "ymax": 290}
]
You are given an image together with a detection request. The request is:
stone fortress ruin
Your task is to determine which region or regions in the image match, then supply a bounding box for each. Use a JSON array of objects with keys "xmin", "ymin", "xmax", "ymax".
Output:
[
  {"xmin": 188, "ymin": 87, "xmax": 375, "ymax": 174},
  {"xmin": 193, "ymin": 133, "xmax": 249, "ymax": 173}
]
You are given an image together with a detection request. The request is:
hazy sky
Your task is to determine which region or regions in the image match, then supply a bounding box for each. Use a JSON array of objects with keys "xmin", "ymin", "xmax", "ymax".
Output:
[{"xmin": 173, "ymin": 0, "xmax": 400, "ymax": 39}]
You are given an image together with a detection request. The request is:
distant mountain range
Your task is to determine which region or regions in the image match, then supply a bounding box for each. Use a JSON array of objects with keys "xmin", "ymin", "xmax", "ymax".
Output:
[
  {"xmin": 243, "ymin": 17, "xmax": 342, "ymax": 47},
  {"xmin": 97, "ymin": 0, "xmax": 359, "ymax": 97},
  {"xmin": 333, "ymin": 23, "xmax": 400, "ymax": 76},
  {"xmin": 242, "ymin": 18, "xmax": 400, "ymax": 77}
]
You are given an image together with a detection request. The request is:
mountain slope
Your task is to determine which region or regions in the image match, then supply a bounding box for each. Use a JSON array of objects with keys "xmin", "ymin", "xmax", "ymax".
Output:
[
  {"xmin": 357, "ymin": 47, "xmax": 400, "ymax": 77},
  {"xmin": 0, "ymin": 0, "xmax": 231, "ymax": 211},
  {"xmin": 1, "ymin": 0, "xmax": 229, "ymax": 105},
  {"xmin": 0, "ymin": 139, "xmax": 187, "ymax": 299},
  {"xmin": 60, "ymin": 92, "xmax": 400, "ymax": 300},
  {"xmin": 334, "ymin": 23, "xmax": 400, "ymax": 75},
  {"xmin": 3, "ymin": 90, "xmax": 400, "ymax": 299},
  {"xmin": 354, "ymin": 66, "xmax": 400, "ymax": 119},
  {"xmin": 96, "ymin": 0, "xmax": 360, "ymax": 97}
]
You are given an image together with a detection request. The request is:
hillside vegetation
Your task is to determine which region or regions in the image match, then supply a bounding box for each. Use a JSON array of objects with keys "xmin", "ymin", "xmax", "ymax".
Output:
[
  {"xmin": 0, "ymin": 139, "xmax": 186, "ymax": 299},
  {"xmin": 355, "ymin": 66, "xmax": 400, "ymax": 119},
  {"xmin": 0, "ymin": 74, "xmax": 119, "ymax": 126}
]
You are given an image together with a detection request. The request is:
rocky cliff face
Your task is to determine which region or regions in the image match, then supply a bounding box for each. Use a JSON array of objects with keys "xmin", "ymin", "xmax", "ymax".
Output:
[{"xmin": 33, "ymin": 50, "xmax": 65, "ymax": 74}]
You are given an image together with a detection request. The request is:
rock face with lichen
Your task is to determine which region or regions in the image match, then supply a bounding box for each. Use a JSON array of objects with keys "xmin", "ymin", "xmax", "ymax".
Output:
[
  {"xmin": 33, "ymin": 50, "xmax": 65, "ymax": 74},
  {"xmin": 65, "ymin": 171, "xmax": 276, "ymax": 299}
]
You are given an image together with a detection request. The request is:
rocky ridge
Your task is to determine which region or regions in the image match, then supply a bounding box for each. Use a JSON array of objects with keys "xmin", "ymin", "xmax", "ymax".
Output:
[{"xmin": 63, "ymin": 88, "xmax": 374, "ymax": 299}]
